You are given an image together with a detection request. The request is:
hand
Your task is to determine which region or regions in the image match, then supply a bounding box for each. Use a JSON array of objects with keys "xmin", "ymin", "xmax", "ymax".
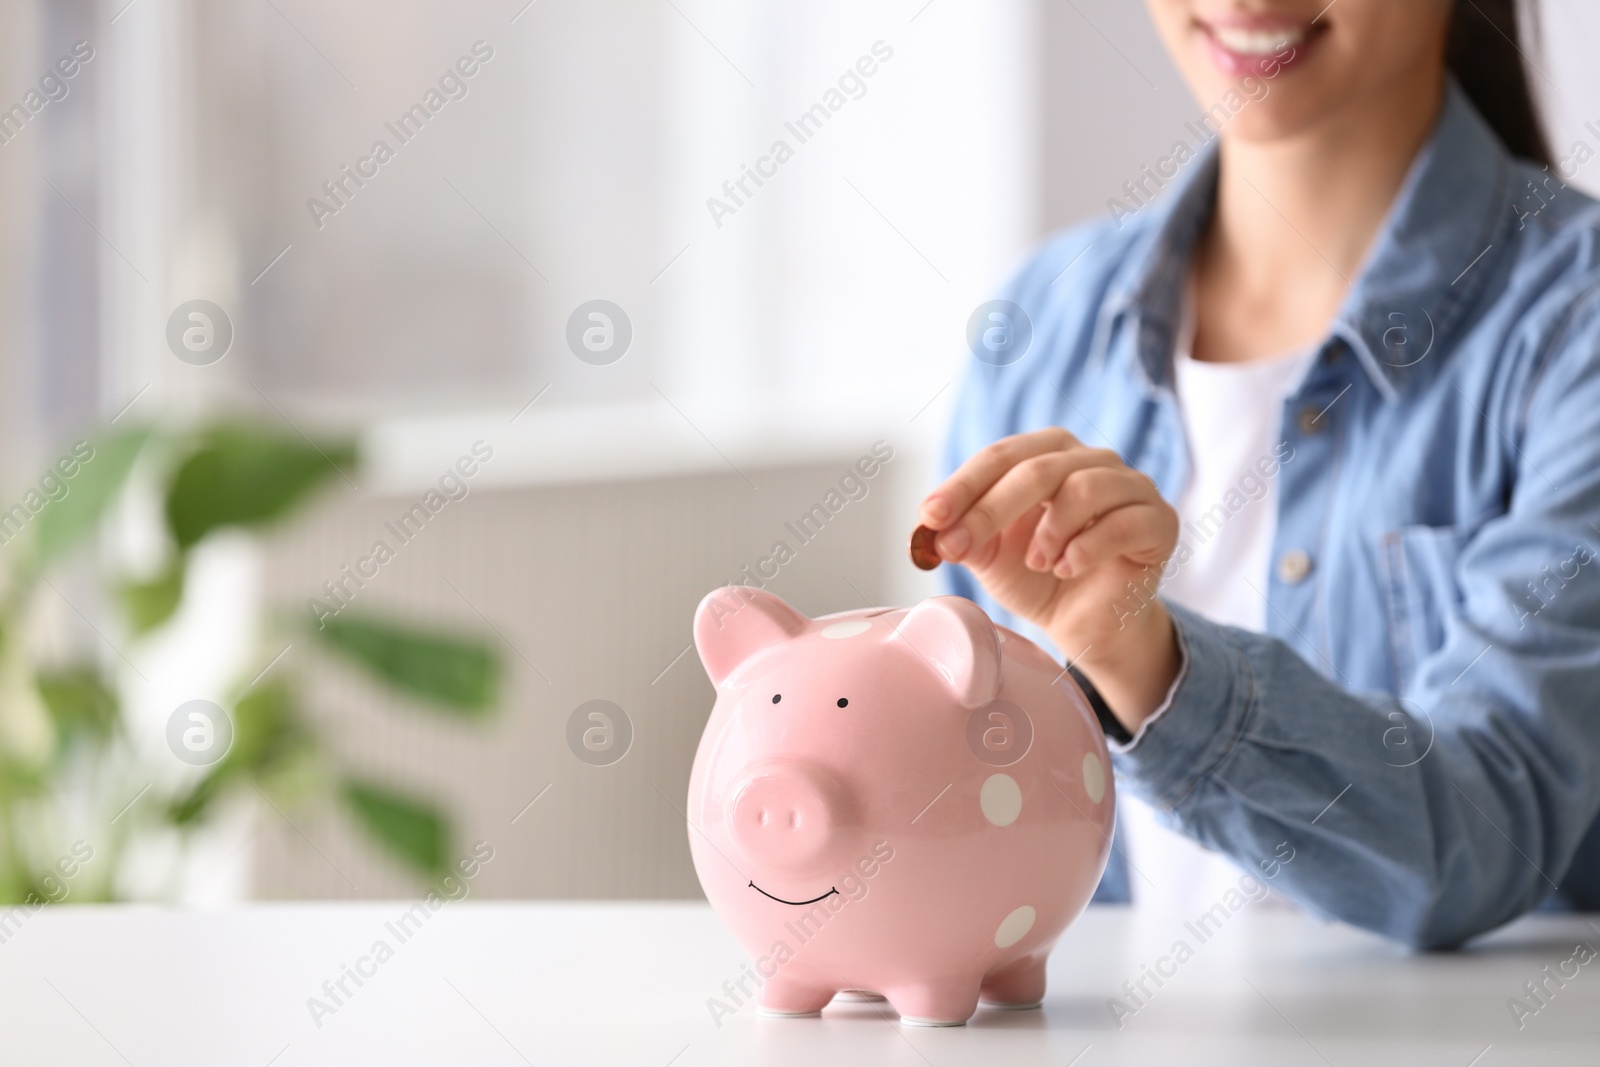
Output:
[{"xmin": 918, "ymin": 428, "xmax": 1182, "ymax": 732}]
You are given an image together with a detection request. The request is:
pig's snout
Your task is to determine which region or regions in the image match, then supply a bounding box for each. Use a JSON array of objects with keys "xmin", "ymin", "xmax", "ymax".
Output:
[{"xmin": 728, "ymin": 765, "xmax": 846, "ymax": 874}]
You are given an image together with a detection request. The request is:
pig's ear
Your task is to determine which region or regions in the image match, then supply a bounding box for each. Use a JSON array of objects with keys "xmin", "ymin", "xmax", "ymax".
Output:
[
  {"xmin": 890, "ymin": 596, "xmax": 1001, "ymax": 709},
  {"xmin": 694, "ymin": 586, "xmax": 810, "ymax": 687}
]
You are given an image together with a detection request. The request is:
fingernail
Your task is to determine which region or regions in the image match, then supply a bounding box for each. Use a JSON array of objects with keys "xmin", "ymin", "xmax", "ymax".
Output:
[
  {"xmin": 922, "ymin": 495, "xmax": 951, "ymax": 524},
  {"xmin": 939, "ymin": 527, "xmax": 971, "ymax": 560},
  {"xmin": 1027, "ymin": 549, "xmax": 1046, "ymax": 570}
]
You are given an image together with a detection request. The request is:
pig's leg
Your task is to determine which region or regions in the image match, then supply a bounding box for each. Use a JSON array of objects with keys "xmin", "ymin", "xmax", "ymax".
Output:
[
  {"xmin": 886, "ymin": 979, "xmax": 982, "ymax": 1026},
  {"xmin": 979, "ymin": 954, "xmax": 1047, "ymax": 1009},
  {"xmin": 756, "ymin": 977, "xmax": 835, "ymax": 1017}
]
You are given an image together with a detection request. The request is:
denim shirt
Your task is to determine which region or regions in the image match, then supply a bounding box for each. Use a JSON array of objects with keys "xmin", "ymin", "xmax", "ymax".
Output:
[{"xmin": 941, "ymin": 84, "xmax": 1600, "ymax": 948}]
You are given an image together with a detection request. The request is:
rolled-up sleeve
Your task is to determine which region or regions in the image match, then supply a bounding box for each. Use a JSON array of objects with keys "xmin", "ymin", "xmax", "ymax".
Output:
[{"xmin": 1113, "ymin": 294, "xmax": 1600, "ymax": 948}]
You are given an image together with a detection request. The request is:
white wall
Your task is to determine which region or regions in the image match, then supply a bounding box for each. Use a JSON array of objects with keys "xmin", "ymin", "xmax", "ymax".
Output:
[{"xmin": 1540, "ymin": 0, "xmax": 1600, "ymax": 197}]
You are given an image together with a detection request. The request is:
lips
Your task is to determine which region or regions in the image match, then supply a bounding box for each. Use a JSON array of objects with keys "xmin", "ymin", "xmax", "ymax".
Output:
[{"xmin": 1196, "ymin": 14, "xmax": 1327, "ymax": 78}]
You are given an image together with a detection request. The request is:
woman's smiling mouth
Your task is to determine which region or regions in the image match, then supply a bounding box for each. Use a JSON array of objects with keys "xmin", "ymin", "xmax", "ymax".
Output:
[
  {"xmin": 749, "ymin": 881, "xmax": 839, "ymax": 906},
  {"xmin": 1195, "ymin": 12, "xmax": 1328, "ymax": 78}
]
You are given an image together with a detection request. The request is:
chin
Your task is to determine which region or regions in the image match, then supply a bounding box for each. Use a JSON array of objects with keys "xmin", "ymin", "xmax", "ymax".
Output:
[{"xmin": 1210, "ymin": 99, "xmax": 1340, "ymax": 145}]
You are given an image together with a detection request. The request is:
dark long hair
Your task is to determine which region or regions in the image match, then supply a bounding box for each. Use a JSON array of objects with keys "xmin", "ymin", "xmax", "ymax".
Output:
[{"xmin": 1447, "ymin": 0, "xmax": 1553, "ymax": 167}]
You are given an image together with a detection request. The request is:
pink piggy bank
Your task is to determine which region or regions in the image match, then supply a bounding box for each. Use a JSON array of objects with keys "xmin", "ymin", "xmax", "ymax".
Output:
[{"xmin": 687, "ymin": 586, "xmax": 1114, "ymax": 1026}]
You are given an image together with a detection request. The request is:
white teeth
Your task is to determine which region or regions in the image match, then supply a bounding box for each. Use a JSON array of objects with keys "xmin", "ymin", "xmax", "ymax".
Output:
[{"xmin": 1211, "ymin": 25, "xmax": 1308, "ymax": 55}]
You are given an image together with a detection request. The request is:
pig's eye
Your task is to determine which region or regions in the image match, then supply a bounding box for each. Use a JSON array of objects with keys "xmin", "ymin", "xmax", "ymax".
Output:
[
  {"xmin": 836, "ymin": 698, "xmax": 849, "ymax": 708},
  {"xmin": 771, "ymin": 694, "xmax": 781, "ymax": 704}
]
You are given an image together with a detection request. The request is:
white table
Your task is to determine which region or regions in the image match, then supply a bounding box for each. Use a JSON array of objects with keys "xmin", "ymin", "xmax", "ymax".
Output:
[{"xmin": 3, "ymin": 900, "xmax": 1597, "ymax": 1065}]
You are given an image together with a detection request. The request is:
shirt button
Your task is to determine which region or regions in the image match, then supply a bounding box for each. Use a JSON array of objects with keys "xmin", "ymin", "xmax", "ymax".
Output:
[
  {"xmin": 1297, "ymin": 406, "xmax": 1325, "ymax": 435},
  {"xmin": 1277, "ymin": 549, "xmax": 1313, "ymax": 585}
]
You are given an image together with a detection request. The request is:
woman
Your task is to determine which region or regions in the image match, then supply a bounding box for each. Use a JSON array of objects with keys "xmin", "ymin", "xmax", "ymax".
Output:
[{"xmin": 925, "ymin": 0, "xmax": 1600, "ymax": 947}]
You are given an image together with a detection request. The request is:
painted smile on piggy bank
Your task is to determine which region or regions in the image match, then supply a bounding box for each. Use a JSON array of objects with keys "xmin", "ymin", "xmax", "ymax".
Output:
[
  {"xmin": 749, "ymin": 882, "xmax": 838, "ymax": 906},
  {"xmin": 686, "ymin": 586, "xmax": 1114, "ymax": 1027}
]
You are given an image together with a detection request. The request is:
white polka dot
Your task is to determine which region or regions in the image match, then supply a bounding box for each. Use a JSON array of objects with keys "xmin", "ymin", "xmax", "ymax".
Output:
[
  {"xmin": 820, "ymin": 620, "xmax": 871, "ymax": 639},
  {"xmin": 1082, "ymin": 752, "xmax": 1105, "ymax": 804},
  {"xmin": 994, "ymin": 905, "xmax": 1036, "ymax": 948},
  {"xmin": 980, "ymin": 773, "xmax": 1023, "ymax": 827}
]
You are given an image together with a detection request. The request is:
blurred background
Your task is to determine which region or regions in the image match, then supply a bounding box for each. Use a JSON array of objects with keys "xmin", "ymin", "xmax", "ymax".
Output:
[{"xmin": 0, "ymin": 0, "xmax": 1597, "ymax": 906}]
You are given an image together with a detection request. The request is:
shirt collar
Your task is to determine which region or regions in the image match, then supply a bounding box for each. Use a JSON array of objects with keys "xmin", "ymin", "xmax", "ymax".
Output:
[{"xmin": 1098, "ymin": 81, "xmax": 1516, "ymax": 402}]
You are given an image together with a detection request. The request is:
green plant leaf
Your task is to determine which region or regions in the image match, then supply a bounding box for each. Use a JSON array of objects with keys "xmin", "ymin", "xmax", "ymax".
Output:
[
  {"xmin": 169, "ymin": 766, "xmax": 227, "ymax": 827},
  {"xmin": 0, "ymin": 756, "xmax": 48, "ymax": 802},
  {"xmin": 118, "ymin": 558, "xmax": 186, "ymax": 635},
  {"xmin": 34, "ymin": 427, "xmax": 152, "ymax": 561},
  {"xmin": 165, "ymin": 425, "xmax": 357, "ymax": 549},
  {"xmin": 229, "ymin": 677, "xmax": 314, "ymax": 773},
  {"xmin": 340, "ymin": 779, "xmax": 448, "ymax": 877},
  {"xmin": 35, "ymin": 666, "xmax": 119, "ymax": 749},
  {"xmin": 169, "ymin": 679, "xmax": 313, "ymax": 825},
  {"xmin": 312, "ymin": 615, "xmax": 499, "ymax": 714}
]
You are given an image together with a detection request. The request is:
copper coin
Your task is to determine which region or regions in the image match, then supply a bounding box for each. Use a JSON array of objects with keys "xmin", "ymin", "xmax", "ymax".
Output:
[{"xmin": 909, "ymin": 525, "xmax": 941, "ymax": 570}]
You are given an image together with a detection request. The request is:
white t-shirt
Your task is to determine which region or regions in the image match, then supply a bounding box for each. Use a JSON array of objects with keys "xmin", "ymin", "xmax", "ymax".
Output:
[{"xmin": 1118, "ymin": 287, "xmax": 1317, "ymax": 912}]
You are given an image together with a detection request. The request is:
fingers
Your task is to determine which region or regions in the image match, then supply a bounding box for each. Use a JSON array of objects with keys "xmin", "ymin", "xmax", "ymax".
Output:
[
  {"xmin": 937, "ymin": 447, "xmax": 1124, "ymax": 562},
  {"xmin": 919, "ymin": 428, "xmax": 1079, "ymax": 531},
  {"xmin": 1054, "ymin": 503, "xmax": 1178, "ymax": 579},
  {"xmin": 1025, "ymin": 467, "xmax": 1160, "ymax": 572},
  {"xmin": 962, "ymin": 503, "xmax": 1045, "ymax": 572}
]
